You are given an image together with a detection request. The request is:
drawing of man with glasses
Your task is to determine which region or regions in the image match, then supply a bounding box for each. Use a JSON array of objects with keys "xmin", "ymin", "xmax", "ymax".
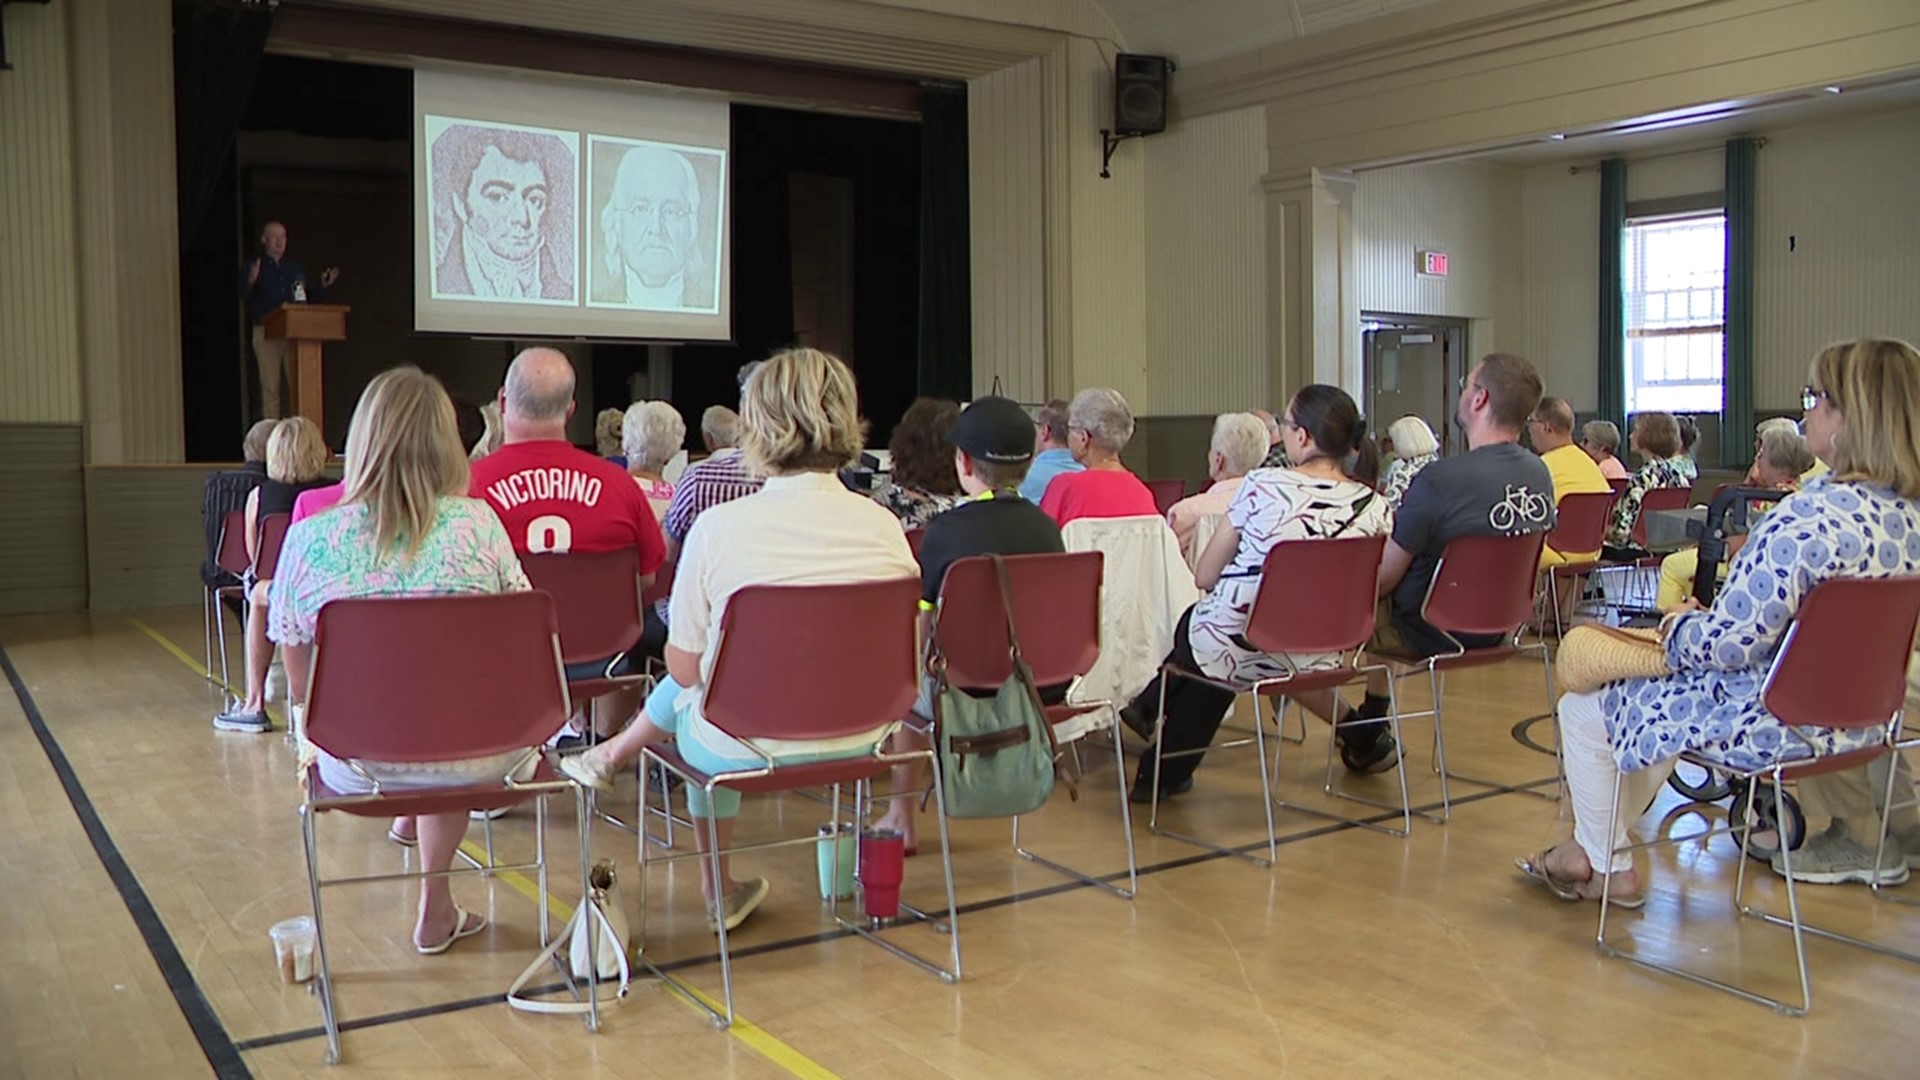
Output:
[{"xmin": 589, "ymin": 141, "xmax": 719, "ymax": 312}]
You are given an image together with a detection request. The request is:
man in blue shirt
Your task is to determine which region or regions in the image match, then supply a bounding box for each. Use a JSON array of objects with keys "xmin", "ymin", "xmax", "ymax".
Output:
[
  {"xmin": 1017, "ymin": 398, "xmax": 1085, "ymax": 502},
  {"xmin": 240, "ymin": 221, "xmax": 338, "ymax": 419}
]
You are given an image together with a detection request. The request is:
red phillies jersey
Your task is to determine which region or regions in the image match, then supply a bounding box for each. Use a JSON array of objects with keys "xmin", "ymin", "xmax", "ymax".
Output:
[{"xmin": 470, "ymin": 440, "xmax": 665, "ymax": 573}]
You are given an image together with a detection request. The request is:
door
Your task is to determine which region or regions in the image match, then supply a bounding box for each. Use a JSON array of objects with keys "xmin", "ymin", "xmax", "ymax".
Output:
[{"xmin": 1362, "ymin": 316, "xmax": 1468, "ymax": 456}]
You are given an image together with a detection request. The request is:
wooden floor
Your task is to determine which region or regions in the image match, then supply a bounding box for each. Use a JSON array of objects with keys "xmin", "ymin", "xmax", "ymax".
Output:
[{"xmin": 3, "ymin": 607, "xmax": 1917, "ymax": 1078}]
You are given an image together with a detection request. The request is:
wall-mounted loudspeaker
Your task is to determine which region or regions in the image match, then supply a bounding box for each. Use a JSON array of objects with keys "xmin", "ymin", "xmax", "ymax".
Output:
[{"xmin": 1113, "ymin": 53, "xmax": 1169, "ymax": 136}]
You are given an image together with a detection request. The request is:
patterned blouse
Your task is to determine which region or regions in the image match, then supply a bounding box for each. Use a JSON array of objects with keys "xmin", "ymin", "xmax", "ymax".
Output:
[
  {"xmin": 1602, "ymin": 477, "xmax": 1920, "ymax": 772},
  {"xmin": 1606, "ymin": 455, "xmax": 1693, "ymax": 546},
  {"xmin": 267, "ymin": 496, "xmax": 530, "ymax": 647},
  {"xmin": 869, "ymin": 477, "xmax": 965, "ymax": 531},
  {"xmin": 1188, "ymin": 469, "xmax": 1394, "ymax": 685},
  {"xmin": 1379, "ymin": 452, "xmax": 1438, "ymax": 510}
]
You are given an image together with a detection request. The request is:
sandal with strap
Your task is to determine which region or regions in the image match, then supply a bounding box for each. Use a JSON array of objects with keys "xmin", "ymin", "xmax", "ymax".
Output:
[{"xmin": 1516, "ymin": 848, "xmax": 1648, "ymax": 910}]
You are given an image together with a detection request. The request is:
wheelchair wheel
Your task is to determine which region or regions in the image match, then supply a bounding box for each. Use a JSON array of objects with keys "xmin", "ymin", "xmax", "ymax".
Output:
[
  {"xmin": 1666, "ymin": 760, "xmax": 1734, "ymax": 803},
  {"xmin": 1728, "ymin": 782, "xmax": 1807, "ymax": 862}
]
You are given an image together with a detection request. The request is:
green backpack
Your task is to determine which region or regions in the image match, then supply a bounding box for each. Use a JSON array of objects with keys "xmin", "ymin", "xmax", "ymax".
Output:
[{"xmin": 931, "ymin": 556, "xmax": 1071, "ymax": 819}]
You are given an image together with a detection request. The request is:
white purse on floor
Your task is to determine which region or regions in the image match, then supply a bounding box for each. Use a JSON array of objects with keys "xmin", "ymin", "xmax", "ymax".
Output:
[{"xmin": 507, "ymin": 859, "xmax": 633, "ymax": 1014}]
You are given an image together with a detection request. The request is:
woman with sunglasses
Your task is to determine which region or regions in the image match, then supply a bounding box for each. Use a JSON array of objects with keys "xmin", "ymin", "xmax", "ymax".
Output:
[{"xmin": 1521, "ymin": 339, "xmax": 1920, "ymax": 904}]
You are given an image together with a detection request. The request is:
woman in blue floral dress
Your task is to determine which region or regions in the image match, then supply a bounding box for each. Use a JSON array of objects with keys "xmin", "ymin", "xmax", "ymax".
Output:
[{"xmin": 1521, "ymin": 339, "xmax": 1920, "ymax": 904}]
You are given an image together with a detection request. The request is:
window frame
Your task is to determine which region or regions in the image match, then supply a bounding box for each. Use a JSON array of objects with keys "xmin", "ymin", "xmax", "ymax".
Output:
[{"xmin": 1621, "ymin": 208, "xmax": 1727, "ymax": 415}]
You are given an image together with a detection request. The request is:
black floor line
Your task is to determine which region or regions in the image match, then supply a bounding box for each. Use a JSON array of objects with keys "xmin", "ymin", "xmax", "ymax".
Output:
[
  {"xmin": 231, "ymin": 779, "xmax": 1538, "ymax": 1050},
  {"xmin": 0, "ymin": 645, "xmax": 251, "ymax": 1080}
]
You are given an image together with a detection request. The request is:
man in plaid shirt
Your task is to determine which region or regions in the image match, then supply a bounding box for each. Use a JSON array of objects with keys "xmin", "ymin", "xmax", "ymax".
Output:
[{"xmin": 662, "ymin": 364, "xmax": 767, "ymax": 547}]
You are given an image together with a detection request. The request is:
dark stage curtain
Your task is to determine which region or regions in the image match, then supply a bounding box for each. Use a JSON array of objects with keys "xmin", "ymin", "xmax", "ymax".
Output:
[
  {"xmin": 173, "ymin": 1, "xmax": 273, "ymax": 240},
  {"xmin": 1722, "ymin": 137, "xmax": 1758, "ymax": 469},
  {"xmin": 1597, "ymin": 157, "xmax": 1628, "ymax": 430},
  {"xmin": 916, "ymin": 83, "xmax": 971, "ymax": 403}
]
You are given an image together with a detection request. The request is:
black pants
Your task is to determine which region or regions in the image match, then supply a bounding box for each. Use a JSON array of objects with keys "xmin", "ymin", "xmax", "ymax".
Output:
[{"xmin": 1128, "ymin": 608, "xmax": 1237, "ymax": 792}]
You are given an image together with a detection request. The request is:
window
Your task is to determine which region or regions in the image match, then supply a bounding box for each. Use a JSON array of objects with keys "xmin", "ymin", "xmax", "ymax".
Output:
[{"xmin": 1623, "ymin": 211, "xmax": 1725, "ymax": 414}]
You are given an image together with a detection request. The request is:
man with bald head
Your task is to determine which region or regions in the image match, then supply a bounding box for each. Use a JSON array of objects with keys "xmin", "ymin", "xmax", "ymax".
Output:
[
  {"xmin": 590, "ymin": 141, "xmax": 714, "ymax": 311},
  {"xmin": 241, "ymin": 221, "xmax": 339, "ymax": 418},
  {"xmin": 1250, "ymin": 408, "xmax": 1290, "ymax": 469},
  {"xmin": 1530, "ymin": 395, "xmax": 1610, "ymax": 567}
]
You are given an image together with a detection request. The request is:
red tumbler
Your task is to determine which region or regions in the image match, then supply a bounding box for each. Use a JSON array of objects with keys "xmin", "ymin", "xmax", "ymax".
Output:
[{"xmin": 859, "ymin": 827, "xmax": 906, "ymax": 921}]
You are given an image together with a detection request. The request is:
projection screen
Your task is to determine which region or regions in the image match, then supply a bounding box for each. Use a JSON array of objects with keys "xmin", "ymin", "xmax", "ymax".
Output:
[{"xmin": 413, "ymin": 67, "xmax": 731, "ymax": 341}]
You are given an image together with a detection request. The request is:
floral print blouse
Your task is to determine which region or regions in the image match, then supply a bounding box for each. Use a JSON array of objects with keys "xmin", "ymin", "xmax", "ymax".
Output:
[
  {"xmin": 1379, "ymin": 452, "xmax": 1438, "ymax": 510},
  {"xmin": 1601, "ymin": 477, "xmax": 1920, "ymax": 772},
  {"xmin": 869, "ymin": 477, "xmax": 965, "ymax": 531},
  {"xmin": 1606, "ymin": 455, "xmax": 1693, "ymax": 546}
]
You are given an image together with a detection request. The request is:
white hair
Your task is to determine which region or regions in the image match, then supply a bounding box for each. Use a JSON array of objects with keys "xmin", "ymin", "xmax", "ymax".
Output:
[
  {"xmin": 701, "ymin": 404, "xmax": 741, "ymax": 449},
  {"xmin": 1756, "ymin": 426, "xmax": 1815, "ymax": 477},
  {"xmin": 1386, "ymin": 414, "xmax": 1438, "ymax": 458},
  {"xmin": 1067, "ymin": 387, "xmax": 1135, "ymax": 451},
  {"xmin": 1211, "ymin": 413, "xmax": 1270, "ymax": 476},
  {"xmin": 622, "ymin": 400, "xmax": 688, "ymax": 472},
  {"xmin": 600, "ymin": 145, "xmax": 701, "ymax": 278},
  {"xmin": 1755, "ymin": 416, "xmax": 1800, "ymax": 439}
]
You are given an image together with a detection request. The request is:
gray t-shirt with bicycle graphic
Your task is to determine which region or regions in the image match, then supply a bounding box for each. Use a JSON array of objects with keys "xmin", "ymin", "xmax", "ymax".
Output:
[{"xmin": 1389, "ymin": 441, "xmax": 1554, "ymax": 655}]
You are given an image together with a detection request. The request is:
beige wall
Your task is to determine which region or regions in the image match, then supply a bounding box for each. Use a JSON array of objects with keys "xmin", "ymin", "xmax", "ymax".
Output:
[
  {"xmin": 968, "ymin": 56, "xmax": 1049, "ymax": 403},
  {"xmin": 1354, "ymin": 161, "xmax": 1523, "ymax": 359},
  {"xmin": 1519, "ymin": 163, "xmax": 1601, "ymax": 409}
]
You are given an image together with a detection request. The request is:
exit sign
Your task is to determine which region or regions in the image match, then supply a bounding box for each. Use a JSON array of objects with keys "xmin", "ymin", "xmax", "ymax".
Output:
[{"xmin": 1417, "ymin": 250, "xmax": 1449, "ymax": 276}]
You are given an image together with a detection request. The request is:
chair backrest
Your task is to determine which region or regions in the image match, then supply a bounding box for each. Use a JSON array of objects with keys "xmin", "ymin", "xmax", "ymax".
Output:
[
  {"xmin": 1421, "ymin": 531, "xmax": 1546, "ymax": 639},
  {"xmin": 1242, "ymin": 534, "xmax": 1388, "ymax": 656},
  {"xmin": 1145, "ymin": 479, "xmax": 1186, "ymax": 517},
  {"xmin": 1607, "ymin": 477, "xmax": 1631, "ymax": 496},
  {"xmin": 253, "ymin": 513, "xmax": 292, "ymax": 579},
  {"xmin": 1763, "ymin": 576, "xmax": 1920, "ymax": 731},
  {"xmin": 519, "ymin": 547, "xmax": 644, "ymax": 665},
  {"xmin": 1630, "ymin": 486, "xmax": 1693, "ymax": 546},
  {"xmin": 905, "ymin": 528, "xmax": 928, "ymax": 560},
  {"xmin": 1546, "ymin": 491, "xmax": 1612, "ymax": 557},
  {"xmin": 933, "ymin": 552, "xmax": 1104, "ymax": 690},
  {"xmin": 641, "ymin": 552, "xmax": 676, "ymax": 608},
  {"xmin": 704, "ymin": 578, "xmax": 921, "ymax": 741},
  {"xmin": 306, "ymin": 591, "xmax": 570, "ymax": 762},
  {"xmin": 216, "ymin": 509, "xmax": 251, "ymax": 577}
]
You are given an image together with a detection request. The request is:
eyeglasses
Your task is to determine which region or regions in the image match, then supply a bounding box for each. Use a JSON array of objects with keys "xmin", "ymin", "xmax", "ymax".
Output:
[
  {"xmin": 1279, "ymin": 417, "xmax": 1302, "ymax": 432},
  {"xmin": 1801, "ymin": 385, "xmax": 1832, "ymax": 412},
  {"xmin": 1458, "ymin": 376, "xmax": 1480, "ymax": 393}
]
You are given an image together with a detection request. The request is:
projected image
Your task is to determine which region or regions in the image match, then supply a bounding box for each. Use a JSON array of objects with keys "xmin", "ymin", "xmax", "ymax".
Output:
[
  {"xmin": 587, "ymin": 137, "xmax": 726, "ymax": 314},
  {"xmin": 426, "ymin": 117, "xmax": 578, "ymax": 304}
]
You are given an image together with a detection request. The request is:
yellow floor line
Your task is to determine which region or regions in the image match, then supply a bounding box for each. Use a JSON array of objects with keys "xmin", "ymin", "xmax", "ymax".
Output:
[
  {"xmin": 133, "ymin": 617, "xmax": 840, "ymax": 1080},
  {"xmin": 129, "ymin": 617, "xmax": 285, "ymax": 726}
]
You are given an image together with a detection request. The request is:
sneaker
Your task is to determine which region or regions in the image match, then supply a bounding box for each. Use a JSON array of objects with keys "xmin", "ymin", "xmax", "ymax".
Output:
[
  {"xmin": 559, "ymin": 751, "xmax": 617, "ymax": 792},
  {"xmin": 265, "ymin": 661, "xmax": 287, "ymax": 703},
  {"xmin": 1337, "ymin": 723, "xmax": 1400, "ymax": 775},
  {"xmin": 213, "ymin": 709, "xmax": 271, "ymax": 734},
  {"xmin": 707, "ymin": 877, "xmax": 771, "ymax": 933},
  {"xmin": 469, "ymin": 806, "xmax": 511, "ymax": 821},
  {"xmin": 1770, "ymin": 827, "xmax": 1910, "ymax": 886}
]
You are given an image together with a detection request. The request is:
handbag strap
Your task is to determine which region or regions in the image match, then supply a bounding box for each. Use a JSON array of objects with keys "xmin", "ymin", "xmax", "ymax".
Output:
[
  {"xmin": 988, "ymin": 555, "xmax": 1077, "ymax": 800},
  {"xmin": 506, "ymin": 896, "xmax": 631, "ymax": 1014}
]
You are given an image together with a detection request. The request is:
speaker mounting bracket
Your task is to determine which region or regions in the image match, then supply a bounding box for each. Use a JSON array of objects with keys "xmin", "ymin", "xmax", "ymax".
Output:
[{"xmin": 1099, "ymin": 129, "xmax": 1142, "ymax": 179}]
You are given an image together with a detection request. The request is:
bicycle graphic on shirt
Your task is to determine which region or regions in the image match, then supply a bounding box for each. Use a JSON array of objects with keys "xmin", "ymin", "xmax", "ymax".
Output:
[{"xmin": 1488, "ymin": 484, "xmax": 1552, "ymax": 533}]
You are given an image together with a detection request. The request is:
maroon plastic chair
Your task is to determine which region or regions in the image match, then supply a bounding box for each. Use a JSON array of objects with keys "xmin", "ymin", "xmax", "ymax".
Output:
[
  {"xmin": 520, "ymin": 546, "xmax": 648, "ymax": 701},
  {"xmin": 1385, "ymin": 531, "xmax": 1554, "ymax": 821},
  {"xmin": 297, "ymin": 591, "xmax": 590, "ymax": 1064},
  {"xmin": 905, "ymin": 528, "xmax": 928, "ymax": 561},
  {"xmin": 1628, "ymin": 485, "xmax": 1692, "ymax": 549},
  {"xmin": 1150, "ymin": 534, "xmax": 1403, "ymax": 864},
  {"xmin": 253, "ymin": 512, "xmax": 293, "ymax": 581},
  {"xmin": 1145, "ymin": 479, "xmax": 1186, "ymax": 517},
  {"xmin": 1597, "ymin": 575, "xmax": 1920, "ymax": 1016},
  {"xmin": 1607, "ymin": 477, "xmax": 1631, "ymax": 497},
  {"xmin": 635, "ymin": 577, "xmax": 958, "ymax": 1029},
  {"xmin": 641, "ymin": 552, "xmax": 676, "ymax": 610},
  {"xmin": 1542, "ymin": 491, "xmax": 1616, "ymax": 638},
  {"xmin": 930, "ymin": 553, "xmax": 1129, "ymax": 895},
  {"xmin": 207, "ymin": 509, "xmax": 252, "ymax": 692}
]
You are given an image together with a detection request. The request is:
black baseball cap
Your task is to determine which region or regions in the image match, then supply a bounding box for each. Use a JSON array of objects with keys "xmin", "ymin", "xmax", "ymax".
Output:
[{"xmin": 948, "ymin": 396, "xmax": 1035, "ymax": 463}]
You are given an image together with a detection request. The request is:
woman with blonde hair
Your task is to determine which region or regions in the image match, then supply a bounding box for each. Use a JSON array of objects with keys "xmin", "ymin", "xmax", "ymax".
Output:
[
  {"xmin": 562, "ymin": 347, "xmax": 917, "ymax": 932},
  {"xmin": 1521, "ymin": 339, "xmax": 1920, "ymax": 904},
  {"xmin": 1378, "ymin": 415, "xmax": 1439, "ymax": 509},
  {"xmin": 267, "ymin": 366, "xmax": 534, "ymax": 954},
  {"xmin": 213, "ymin": 416, "xmax": 332, "ymax": 734}
]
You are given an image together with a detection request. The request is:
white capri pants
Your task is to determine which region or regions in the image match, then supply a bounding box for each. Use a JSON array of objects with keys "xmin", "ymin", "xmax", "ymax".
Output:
[{"xmin": 1560, "ymin": 689, "xmax": 1675, "ymax": 874}]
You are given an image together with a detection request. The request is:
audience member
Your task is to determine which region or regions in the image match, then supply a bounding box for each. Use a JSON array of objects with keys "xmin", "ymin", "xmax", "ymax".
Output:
[
  {"xmin": 471, "ymin": 348, "xmax": 666, "ymax": 744},
  {"xmin": 869, "ymin": 397, "xmax": 966, "ymax": 529},
  {"xmin": 1522, "ymin": 339, "xmax": 1920, "ymax": 903},
  {"xmin": 662, "ymin": 373, "xmax": 766, "ymax": 548},
  {"xmin": 472, "ymin": 400, "xmax": 504, "ymax": 461},
  {"xmin": 1038, "ymin": 387, "xmax": 1156, "ymax": 526},
  {"xmin": 560, "ymin": 347, "xmax": 918, "ymax": 932},
  {"xmin": 200, "ymin": 419, "xmax": 276, "ymax": 602},
  {"xmin": 1750, "ymin": 415, "xmax": 1828, "ymax": 485},
  {"xmin": 1019, "ymin": 398, "xmax": 1084, "ymax": 502},
  {"xmin": 874, "ymin": 395, "xmax": 1067, "ymax": 850},
  {"xmin": 1378, "ymin": 415, "xmax": 1440, "ymax": 509},
  {"xmin": 1345, "ymin": 354, "xmax": 1555, "ymax": 770},
  {"xmin": 1531, "ymin": 396, "xmax": 1611, "ymax": 567},
  {"xmin": 1250, "ymin": 409, "xmax": 1291, "ymax": 469},
  {"xmin": 595, "ymin": 406, "xmax": 626, "ymax": 463},
  {"xmin": 1654, "ymin": 425, "xmax": 1812, "ymax": 611},
  {"xmin": 1602, "ymin": 411, "xmax": 1689, "ymax": 556},
  {"xmin": 1120, "ymin": 385, "xmax": 1392, "ymax": 801},
  {"xmin": 293, "ymin": 392, "xmax": 496, "ymax": 527},
  {"xmin": 213, "ymin": 417, "xmax": 331, "ymax": 733},
  {"xmin": 1580, "ymin": 420, "xmax": 1630, "ymax": 481},
  {"xmin": 1166, "ymin": 412, "xmax": 1269, "ymax": 561},
  {"xmin": 268, "ymin": 366, "xmax": 534, "ymax": 953},
  {"xmin": 623, "ymin": 400, "xmax": 687, "ymax": 522}
]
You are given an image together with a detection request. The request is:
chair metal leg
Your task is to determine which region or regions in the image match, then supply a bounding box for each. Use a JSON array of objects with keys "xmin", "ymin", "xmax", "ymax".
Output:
[
  {"xmin": 535, "ymin": 794, "xmax": 550, "ymax": 946},
  {"xmin": 1144, "ymin": 673, "xmax": 1276, "ymax": 868},
  {"xmin": 706, "ymin": 790, "xmax": 736, "ymax": 1028},
  {"xmin": 300, "ymin": 807, "xmax": 342, "ymax": 1065},
  {"xmin": 575, "ymin": 787, "xmax": 601, "ymax": 1032},
  {"xmin": 1012, "ymin": 708, "xmax": 1137, "ymax": 898},
  {"xmin": 1436, "ymin": 652, "xmax": 1561, "ymax": 803},
  {"xmin": 1301, "ymin": 685, "xmax": 1417, "ymax": 837},
  {"xmin": 213, "ymin": 592, "xmax": 234, "ymax": 703},
  {"xmin": 202, "ymin": 590, "xmax": 216, "ymax": 683}
]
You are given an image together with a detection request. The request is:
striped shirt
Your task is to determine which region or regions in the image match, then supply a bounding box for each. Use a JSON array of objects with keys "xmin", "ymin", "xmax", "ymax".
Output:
[{"xmin": 662, "ymin": 448, "xmax": 764, "ymax": 543}]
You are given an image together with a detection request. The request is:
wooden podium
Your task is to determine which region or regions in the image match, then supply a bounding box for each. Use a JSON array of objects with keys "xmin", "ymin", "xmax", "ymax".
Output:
[{"xmin": 263, "ymin": 303, "xmax": 349, "ymax": 435}]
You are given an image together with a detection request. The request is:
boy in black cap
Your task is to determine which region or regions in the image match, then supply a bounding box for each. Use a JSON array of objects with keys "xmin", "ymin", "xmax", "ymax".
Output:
[{"xmin": 875, "ymin": 395, "xmax": 1066, "ymax": 850}]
